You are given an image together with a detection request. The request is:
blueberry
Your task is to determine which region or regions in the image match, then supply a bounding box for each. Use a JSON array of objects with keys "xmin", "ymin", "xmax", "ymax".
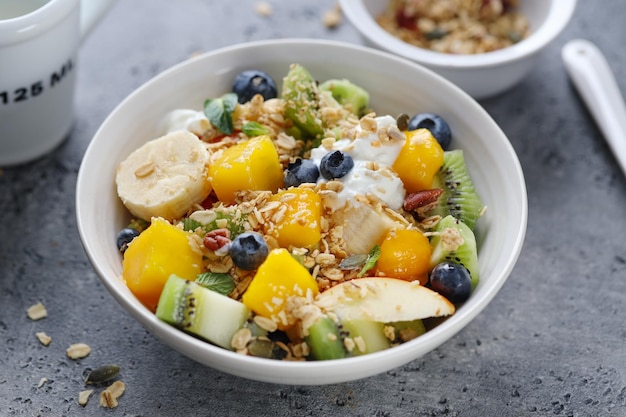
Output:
[
  {"xmin": 429, "ymin": 261, "xmax": 472, "ymax": 304},
  {"xmin": 319, "ymin": 150, "xmax": 354, "ymax": 180},
  {"xmin": 408, "ymin": 113, "xmax": 452, "ymax": 149},
  {"xmin": 232, "ymin": 70, "xmax": 278, "ymax": 104},
  {"xmin": 229, "ymin": 232, "xmax": 269, "ymax": 270},
  {"xmin": 116, "ymin": 228, "xmax": 140, "ymax": 253},
  {"xmin": 284, "ymin": 158, "xmax": 320, "ymax": 187}
]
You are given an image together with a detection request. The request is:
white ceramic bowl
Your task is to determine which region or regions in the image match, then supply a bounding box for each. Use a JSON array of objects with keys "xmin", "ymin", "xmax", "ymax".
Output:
[
  {"xmin": 76, "ymin": 39, "xmax": 527, "ymax": 385},
  {"xmin": 339, "ymin": 0, "xmax": 577, "ymax": 99}
]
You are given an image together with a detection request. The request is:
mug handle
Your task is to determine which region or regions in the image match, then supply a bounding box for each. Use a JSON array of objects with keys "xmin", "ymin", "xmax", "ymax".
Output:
[{"xmin": 80, "ymin": 0, "xmax": 118, "ymax": 39}]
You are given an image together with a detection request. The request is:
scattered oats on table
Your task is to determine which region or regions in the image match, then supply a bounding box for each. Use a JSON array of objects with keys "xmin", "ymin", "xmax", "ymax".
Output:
[
  {"xmin": 78, "ymin": 389, "xmax": 94, "ymax": 407},
  {"xmin": 26, "ymin": 302, "xmax": 47, "ymax": 320},
  {"xmin": 35, "ymin": 331, "xmax": 52, "ymax": 346},
  {"xmin": 323, "ymin": 5, "xmax": 342, "ymax": 28},
  {"xmin": 99, "ymin": 380, "xmax": 126, "ymax": 409},
  {"xmin": 66, "ymin": 343, "xmax": 91, "ymax": 360},
  {"xmin": 255, "ymin": 1, "xmax": 272, "ymax": 17}
]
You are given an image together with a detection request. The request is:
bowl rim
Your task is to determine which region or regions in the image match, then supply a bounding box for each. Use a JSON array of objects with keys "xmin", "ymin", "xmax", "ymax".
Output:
[
  {"xmin": 338, "ymin": 0, "xmax": 577, "ymax": 69},
  {"xmin": 76, "ymin": 38, "xmax": 528, "ymax": 385}
]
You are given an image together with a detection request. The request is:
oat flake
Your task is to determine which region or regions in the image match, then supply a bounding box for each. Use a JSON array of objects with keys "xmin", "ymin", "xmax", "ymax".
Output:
[
  {"xmin": 66, "ymin": 343, "xmax": 91, "ymax": 360},
  {"xmin": 35, "ymin": 332, "xmax": 52, "ymax": 346},
  {"xmin": 26, "ymin": 302, "xmax": 47, "ymax": 320},
  {"xmin": 255, "ymin": 1, "xmax": 272, "ymax": 16},
  {"xmin": 99, "ymin": 381, "xmax": 125, "ymax": 409},
  {"xmin": 78, "ymin": 389, "xmax": 94, "ymax": 406}
]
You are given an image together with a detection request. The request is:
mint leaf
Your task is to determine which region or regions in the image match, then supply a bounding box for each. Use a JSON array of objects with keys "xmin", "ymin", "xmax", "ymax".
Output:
[
  {"xmin": 242, "ymin": 121, "xmax": 270, "ymax": 137},
  {"xmin": 204, "ymin": 93, "xmax": 238, "ymax": 135},
  {"xmin": 358, "ymin": 245, "xmax": 380, "ymax": 277},
  {"xmin": 182, "ymin": 218, "xmax": 202, "ymax": 232},
  {"xmin": 208, "ymin": 210, "xmax": 245, "ymax": 237},
  {"xmin": 222, "ymin": 92, "xmax": 237, "ymax": 113},
  {"xmin": 195, "ymin": 272, "xmax": 236, "ymax": 296},
  {"xmin": 185, "ymin": 209, "xmax": 245, "ymax": 237}
]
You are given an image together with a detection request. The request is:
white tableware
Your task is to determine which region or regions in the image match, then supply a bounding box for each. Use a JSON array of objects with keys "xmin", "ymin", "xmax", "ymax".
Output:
[
  {"xmin": 0, "ymin": 0, "xmax": 116, "ymax": 166},
  {"xmin": 562, "ymin": 39, "xmax": 626, "ymax": 178},
  {"xmin": 339, "ymin": 0, "xmax": 577, "ymax": 99},
  {"xmin": 76, "ymin": 39, "xmax": 527, "ymax": 385}
]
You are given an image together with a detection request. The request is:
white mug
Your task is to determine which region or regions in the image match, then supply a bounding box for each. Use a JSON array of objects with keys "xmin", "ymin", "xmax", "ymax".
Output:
[{"xmin": 0, "ymin": 0, "xmax": 116, "ymax": 166}]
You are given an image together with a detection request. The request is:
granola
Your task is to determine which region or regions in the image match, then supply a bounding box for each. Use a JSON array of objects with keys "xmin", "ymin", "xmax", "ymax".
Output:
[{"xmin": 376, "ymin": 0, "xmax": 530, "ymax": 54}]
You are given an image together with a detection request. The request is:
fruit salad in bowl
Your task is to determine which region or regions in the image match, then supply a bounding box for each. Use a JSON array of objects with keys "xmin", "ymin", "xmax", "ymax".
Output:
[
  {"xmin": 113, "ymin": 62, "xmax": 485, "ymax": 361},
  {"xmin": 76, "ymin": 39, "xmax": 527, "ymax": 384}
]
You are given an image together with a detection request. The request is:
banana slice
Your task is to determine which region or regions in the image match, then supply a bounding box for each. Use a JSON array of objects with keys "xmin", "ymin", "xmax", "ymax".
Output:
[
  {"xmin": 116, "ymin": 130, "xmax": 212, "ymax": 221},
  {"xmin": 332, "ymin": 202, "xmax": 405, "ymax": 255}
]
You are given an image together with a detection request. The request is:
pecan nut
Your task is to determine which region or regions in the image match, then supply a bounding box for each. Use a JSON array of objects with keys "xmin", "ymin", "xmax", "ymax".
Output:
[
  {"xmin": 403, "ymin": 189, "xmax": 444, "ymax": 213},
  {"xmin": 203, "ymin": 228, "xmax": 231, "ymax": 251}
]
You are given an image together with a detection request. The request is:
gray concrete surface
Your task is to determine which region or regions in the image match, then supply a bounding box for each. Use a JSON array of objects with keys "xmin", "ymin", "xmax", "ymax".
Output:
[{"xmin": 1, "ymin": 1, "xmax": 625, "ymax": 416}]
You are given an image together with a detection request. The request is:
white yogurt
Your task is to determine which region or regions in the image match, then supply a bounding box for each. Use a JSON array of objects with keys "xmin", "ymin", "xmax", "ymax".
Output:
[
  {"xmin": 310, "ymin": 115, "xmax": 403, "ymax": 166},
  {"xmin": 322, "ymin": 160, "xmax": 406, "ymax": 211},
  {"xmin": 311, "ymin": 115, "xmax": 406, "ymax": 211},
  {"xmin": 159, "ymin": 109, "xmax": 211, "ymax": 137}
]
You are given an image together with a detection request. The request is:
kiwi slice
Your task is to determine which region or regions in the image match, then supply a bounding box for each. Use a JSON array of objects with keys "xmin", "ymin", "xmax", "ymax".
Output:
[
  {"xmin": 319, "ymin": 79, "xmax": 370, "ymax": 117},
  {"xmin": 156, "ymin": 274, "xmax": 251, "ymax": 350},
  {"xmin": 429, "ymin": 215, "xmax": 479, "ymax": 288},
  {"xmin": 281, "ymin": 64, "xmax": 324, "ymax": 138},
  {"xmin": 429, "ymin": 150, "xmax": 485, "ymax": 230},
  {"xmin": 386, "ymin": 320, "xmax": 426, "ymax": 343},
  {"xmin": 341, "ymin": 319, "xmax": 390, "ymax": 356},
  {"xmin": 305, "ymin": 315, "xmax": 347, "ymax": 360}
]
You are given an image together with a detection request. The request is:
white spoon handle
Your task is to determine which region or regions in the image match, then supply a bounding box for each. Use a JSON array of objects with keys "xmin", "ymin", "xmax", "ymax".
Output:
[{"xmin": 562, "ymin": 39, "xmax": 626, "ymax": 177}]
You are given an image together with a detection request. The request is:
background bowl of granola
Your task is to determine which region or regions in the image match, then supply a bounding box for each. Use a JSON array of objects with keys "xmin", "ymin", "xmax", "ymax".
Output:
[
  {"xmin": 339, "ymin": 0, "xmax": 577, "ymax": 99},
  {"xmin": 76, "ymin": 38, "xmax": 527, "ymax": 385}
]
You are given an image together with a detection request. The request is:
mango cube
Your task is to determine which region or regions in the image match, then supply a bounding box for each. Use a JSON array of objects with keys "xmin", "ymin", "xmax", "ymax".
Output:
[
  {"xmin": 392, "ymin": 129, "xmax": 444, "ymax": 193},
  {"xmin": 208, "ymin": 135, "xmax": 284, "ymax": 204},
  {"xmin": 122, "ymin": 217, "xmax": 203, "ymax": 311},
  {"xmin": 242, "ymin": 248, "xmax": 319, "ymax": 330},
  {"xmin": 267, "ymin": 188, "xmax": 322, "ymax": 249}
]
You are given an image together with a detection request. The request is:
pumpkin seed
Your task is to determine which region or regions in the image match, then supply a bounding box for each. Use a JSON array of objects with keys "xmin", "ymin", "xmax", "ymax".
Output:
[
  {"xmin": 396, "ymin": 113, "xmax": 410, "ymax": 132},
  {"xmin": 339, "ymin": 254, "xmax": 368, "ymax": 270},
  {"xmin": 85, "ymin": 364, "xmax": 120, "ymax": 384},
  {"xmin": 247, "ymin": 339, "xmax": 275, "ymax": 359}
]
